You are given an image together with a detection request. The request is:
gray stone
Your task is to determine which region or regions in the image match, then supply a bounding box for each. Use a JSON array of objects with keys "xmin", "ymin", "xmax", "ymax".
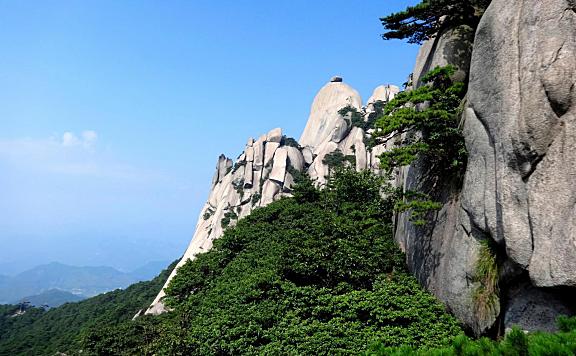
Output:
[
  {"xmin": 243, "ymin": 162, "xmax": 254, "ymax": 188},
  {"xmin": 299, "ymin": 80, "xmax": 362, "ymax": 151},
  {"xmin": 504, "ymin": 283, "xmax": 575, "ymax": 333},
  {"xmin": 283, "ymin": 172, "xmax": 295, "ymax": 192},
  {"xmin": 246, "ymin": 146, "xmax": 254, "ymax": 162},
  {"xmin": 261, "ymin": 180, "xmax": 281, "ymax": 205},
  {"xmin": 269, "ymin": 147, "xmax": 287, "ymax": 183},
  {"xmin": 412, "ymin": 25, "xmax": 475, "ymax": 87},
  {"xmin": 285, "ymin": 146, "xmax": 304, "ymax": 172},
  {"xmin": 253, "ymin": 138, "xmax": 265, "ymax": 169},
  {"xmin": 264, "ymin": 141, "xmax": 280, "ymax": 166},
  {"xmin": 302, "ymin": 147, "xmax": 314, "ymax": 165},
  {"xmin": 266, "ymin": 128, "xmax": 283, "ymax": 143},
  {"xmin": 464, "ymin": 0, "xmax": 576, "ymax": 287}
]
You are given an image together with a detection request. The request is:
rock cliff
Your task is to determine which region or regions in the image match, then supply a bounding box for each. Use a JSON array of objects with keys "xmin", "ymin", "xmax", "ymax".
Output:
[
  {"xmin": 149, "ymin": 0, "xmax": 575, "ymax": 336},
  {"xmin": 393, "ymin": 0, "xmax": 575, "ymax": 335}
]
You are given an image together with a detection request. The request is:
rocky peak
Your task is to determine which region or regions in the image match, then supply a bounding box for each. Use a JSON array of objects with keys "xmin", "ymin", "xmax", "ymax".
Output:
[
  {"xmin": 147, "ymin": 79, "xmax": 399, "ymax": 314},
  {"xmin": 299, "ymin": 77, "xmax": 362, "ymax": 151}
]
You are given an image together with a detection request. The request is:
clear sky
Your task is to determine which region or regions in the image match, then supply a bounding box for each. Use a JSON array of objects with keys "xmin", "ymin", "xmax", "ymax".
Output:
[{"xmin": 0, "ymin": 0, "xmax": 419, "ymax": 274}]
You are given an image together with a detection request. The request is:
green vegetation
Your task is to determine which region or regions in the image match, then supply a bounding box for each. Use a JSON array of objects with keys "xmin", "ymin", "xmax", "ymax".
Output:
[
  {"xmin": 473, "ymin": 240, "xmax": 499, "ymax": 320},
  {"xmin": 322, "ymin": 149, "xmax": 356, "ymax": 171},
  {"xmin": 339, "ymin": 105, "xmax": 366, "ymax": 129},
  {"xmin": 202, "ymin": 209, "xmax": 214, "ymax": 220},
  {"xmin": 380, "ymin": 0, "xmax": 491, "ymax": 44},
  {"xmin": 251, "ymin": 192, "xmax": 261, "ymax": 206},
  {"xmin": 371, "ymin": 65, "xmax": 466, "ymax": 225},
  {"xmin": 0, "ymin": 261, "xmax": 176, "ymax": 355},
  {"xmin": 366, "ymin": 316, "xmax": 576, "ymax": 355},
  {"xmin": 220, "ymin": 210, "xmax": 238, "ymax": 228},
  {"xmin": 281, "ymin": 135, "xmax": 300, "ymax": 148},
  {"xmin": 79, "ymin": 169, "xmax": 464, "ymax": 354},
  {"xmin": 374, "ymin": 65, "xmax": 467, "ymax": 174}
]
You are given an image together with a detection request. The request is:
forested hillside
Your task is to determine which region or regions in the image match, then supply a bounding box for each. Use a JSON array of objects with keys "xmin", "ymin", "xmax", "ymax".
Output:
[{"xmin": 0, "ymin": 261, "xmax": 176, "ymax": 355}]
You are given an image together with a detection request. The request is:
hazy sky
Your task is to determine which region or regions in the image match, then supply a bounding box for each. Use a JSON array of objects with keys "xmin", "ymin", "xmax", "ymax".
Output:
[{"xmin": 0, "ymin": 0, "xmax": 419, "ymax": 274}]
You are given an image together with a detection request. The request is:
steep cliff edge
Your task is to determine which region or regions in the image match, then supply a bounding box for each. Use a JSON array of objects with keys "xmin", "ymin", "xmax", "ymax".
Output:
[{"xmin": 394, "ymin": 0, "xmax": 575, "ymax": 335}]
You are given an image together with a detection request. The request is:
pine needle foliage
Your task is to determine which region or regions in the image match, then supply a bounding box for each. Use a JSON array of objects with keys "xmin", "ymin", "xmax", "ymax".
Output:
[{"xmin": 380, "ymin": 0, "xmax": 492, "ymax": 44}]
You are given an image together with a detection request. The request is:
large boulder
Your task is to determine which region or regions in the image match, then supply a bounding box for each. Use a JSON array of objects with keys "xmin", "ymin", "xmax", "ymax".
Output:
[{"xmin": 299, "ymin": 77, "xmax": 362, "ymax": 151}]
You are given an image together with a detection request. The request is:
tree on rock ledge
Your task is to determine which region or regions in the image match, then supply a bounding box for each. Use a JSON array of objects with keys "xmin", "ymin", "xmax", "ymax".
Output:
[{"xmin": 381, "ymin": 0, "xmax": 491, "ymax": 44}]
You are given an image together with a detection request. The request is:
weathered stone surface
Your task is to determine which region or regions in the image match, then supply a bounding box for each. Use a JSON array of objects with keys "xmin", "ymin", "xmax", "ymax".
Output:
[
  {"xmin": 212, "ymin": 154, "xmax": 233, "ymax": 186},
  {"xmin": 285, "ymin": 146, "xmax": 304, "ymax": 172},
  {"xmin": 504, "ymin": 282, "xmax": 575, "ymax": 333},
  {"xmin": 367, "ymin": 85, "xmax": 400, "ymax": 105},
  {"xmin": 243, "ymin": 161, "xmax": 254, "ymax": 187},
  {"xmin": 283, "ymin": 172, "xmax": 294, "ymax": 192},
  {"xmin": 412, "ymin": 25, "xmax": 475, "ymax": 87},
  {"xmin": 266, "ymin": 127, "xmax": 282, "ymax": 143},
  {"xmin": 329, "ymin": 116, "xmax": 350, "ymax": 143},
  {"xmin": 464, "ymin": 0, "xmax": 576, "ymax": 287},
  {"xmin": 390, "ymin": 13, "xmax": 490, "ymax": 335},
  {"xmin": 246, "ymin": 146, "xmax": 254, "ymax": 162},
  {"xmin": 269, "ymin": 147, "xmax": 287, "ymax": 183},
  {"xmin": 264, "ymin": 142, "xmax": 280, "ymax": 165},
  {"xmin": 302, "ymin": 147, "xmax": 314, "ymax": 165},
  {"xmin": 299, "ymin": 79, "xmax": 362, "ymax": 151},
  {"xmin": 307, "ymin": 141, "xmax": 338, "ymax": 185},
  {"xmin": 253, "ymin": 138, "xmax": 265, "ymax": 169},
  {"xmin": 261, "ymin": 180, "xmax": 281, "ymax": 205}
]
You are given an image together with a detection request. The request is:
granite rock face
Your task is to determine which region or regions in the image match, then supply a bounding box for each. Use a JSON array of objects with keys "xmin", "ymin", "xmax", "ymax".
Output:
[
  {"xmin": 146, "ymin": 127, "xmax": 305, "ymax": 314},
  {"xmin": 394, "ymin": 0, "xmax": 576, "ymax": 335},
  {"xmin": 299, "ymin": 80, "xmax": 362, "ymax": 151},
  {"xmin": 464, "ymin": 0, "xmax": 576, "ymax": 288}
]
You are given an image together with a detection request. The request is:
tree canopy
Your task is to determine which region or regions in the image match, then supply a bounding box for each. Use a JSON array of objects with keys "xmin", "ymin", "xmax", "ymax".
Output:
[{"xmin": 380, "ymin": 0, "xmax": 491, "ymax": 44}]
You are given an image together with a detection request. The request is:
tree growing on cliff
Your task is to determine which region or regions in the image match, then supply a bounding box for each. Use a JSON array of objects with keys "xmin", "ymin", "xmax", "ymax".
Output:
[{"xmin": 381, "ymin": 0, "xmax": 491, "ymax": 44}]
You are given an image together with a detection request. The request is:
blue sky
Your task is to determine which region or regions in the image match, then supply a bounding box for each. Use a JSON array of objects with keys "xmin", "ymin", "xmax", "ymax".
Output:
[{"xmin": 0, "ymin": 0, "xmax": 419, "ymax": 274}]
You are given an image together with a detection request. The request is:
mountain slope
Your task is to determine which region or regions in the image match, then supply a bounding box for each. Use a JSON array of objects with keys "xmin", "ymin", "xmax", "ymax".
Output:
[
  {"xmin": 0, "ymin": 261, "xmax": 170, "ymax": 304},
  {"xmin": 0, "ymin": 261, "xmax": 177, "ymax": 355},
  {"xmin": 81, "ymin": 170, "xmax": 464, "ymax": 355},
  {"xmin": 14, "ymin": 289, "xmax": 85, "ymax": 308}
]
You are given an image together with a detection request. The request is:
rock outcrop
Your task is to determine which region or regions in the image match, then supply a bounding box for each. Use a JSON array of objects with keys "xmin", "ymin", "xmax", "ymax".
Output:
[
  {"xmin": 146, "ymin": 127, "xmax": 305, "ymax": 314},
  {"xmin": 464, "ymin": 0, "xmax": 576, "ymax": 287},
  {"xmin": 461, "ymin": 0, "xmax": 576, "ymax": 331},
  {"xmin": 394, "ymin": 0, "xmax": 576, "ymax": 335},
  {"xmin": 148, "ymin": 79, "xmax": 399, "ymax": 313},
  {"xmin": 299, "ymin": 79, "xmax": 362, "ymax": 151}
]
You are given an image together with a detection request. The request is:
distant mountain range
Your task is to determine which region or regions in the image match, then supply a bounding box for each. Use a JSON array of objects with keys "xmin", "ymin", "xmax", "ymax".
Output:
[
  {"xmin": 15, "ymin": 289, "xmax": 85, "ymax": 308},
  {"xmin": 0, "ymin": 261, "xmax": 170, "ymax": 305}
]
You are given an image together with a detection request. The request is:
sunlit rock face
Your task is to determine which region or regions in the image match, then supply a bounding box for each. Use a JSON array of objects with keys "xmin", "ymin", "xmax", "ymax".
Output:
[{"xmin": 147, "ymin": 78, "xmax": 399, "ymax": 314}]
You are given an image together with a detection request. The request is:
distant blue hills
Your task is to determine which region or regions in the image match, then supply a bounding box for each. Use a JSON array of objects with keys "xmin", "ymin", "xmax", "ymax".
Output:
[{"xmin": 0, "ymin": 260, "xmax": 169, "ymax": 306}]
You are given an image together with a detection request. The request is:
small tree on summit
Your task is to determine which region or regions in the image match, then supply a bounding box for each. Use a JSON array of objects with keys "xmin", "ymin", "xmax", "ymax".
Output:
[{"xmin": 380, "ymin": 0, "xmax": 491, "ymax": 44}]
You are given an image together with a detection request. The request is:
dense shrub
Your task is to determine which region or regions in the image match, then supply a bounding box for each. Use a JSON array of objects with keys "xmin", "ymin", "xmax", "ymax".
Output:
[
  {"xmin": 81, "ymin": 170, "xmax": 464, "ymax": 355},
  {"xmin": 0, "ymin": 261, "xmax": 177, "ymax": 355},
  {"xmin": 365, "ymin": 317, "xmax": 576, "ymax": 355}
]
